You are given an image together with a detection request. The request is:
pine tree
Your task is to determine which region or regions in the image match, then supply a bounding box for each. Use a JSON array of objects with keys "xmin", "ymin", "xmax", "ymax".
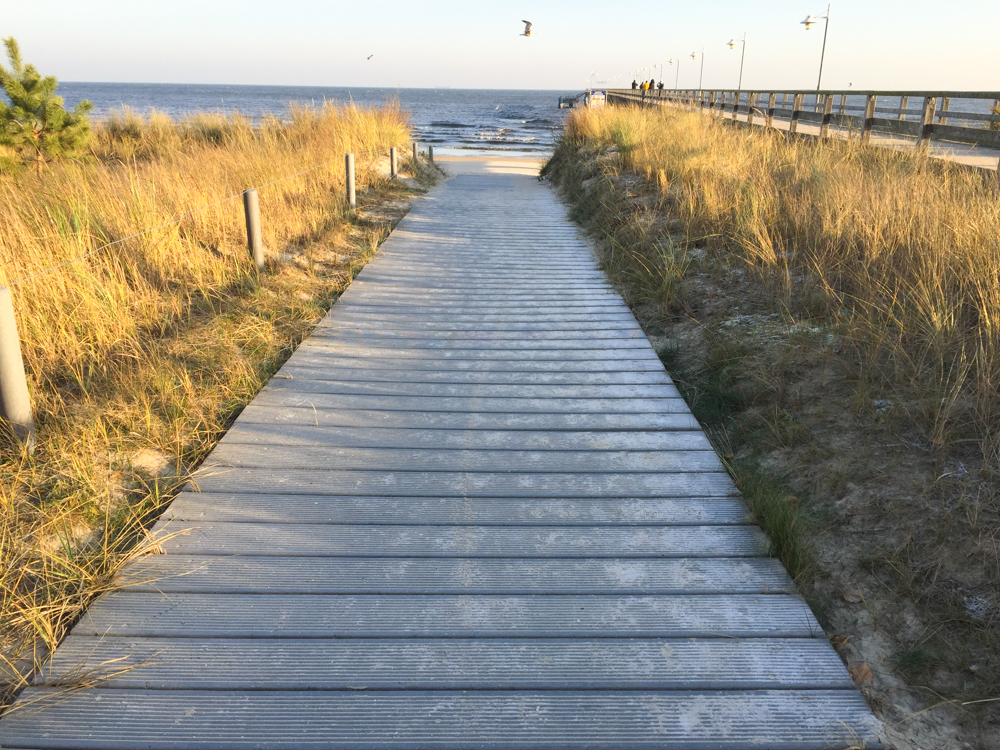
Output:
[{"xmin": 0, "ymin": 37, "xmax": 93, "ymax": 170}]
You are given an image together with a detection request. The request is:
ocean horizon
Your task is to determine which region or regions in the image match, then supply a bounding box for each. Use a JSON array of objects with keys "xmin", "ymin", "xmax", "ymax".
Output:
[{"xmin": 55, "ymin": 83, "xmax": 581, "ymax": 156}]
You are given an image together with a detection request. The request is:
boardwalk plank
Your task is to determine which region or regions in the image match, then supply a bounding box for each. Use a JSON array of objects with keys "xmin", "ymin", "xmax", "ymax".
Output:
[
  {"xmin": 148, "ymin": 522, "xmax": 767, "ymax": 557},
  {"xmin": 163, "ymin": 493, "xmax": 751, "ymax": 525},
  {"xmin": 232, "ymin": 406, "xmax": 702, "ymax": 430},
  {"xmin": 115, "ymin": 556, "xmax": 792, "ymax": 593},
  {"xmin": 203, "ymin": 446, "xmax": 724, "ymax": 472},
  {"xmin": 42, "ymin": 637, "xmax": 847, "ymax": 689},
  {"xmin": 0, "ymin": 689, "xmax": 881, "ymax": 750},
  {"xmin": 259, "ymin": 380, "xmax": 681, "ymax": 399},
  {"xmin": 249, "ymin": 392, "xmax": 691, "ymax": 414},
  {"xmin": 217, "ymin": 425, "xmax": 708, "ymax": 449},
  {"xmin": 188, "ymin": 468, "xmax": 739, "ymax": 497},
  {"xmin": 75, "ymin": 593, "xmax": 821, "ymax": 637}
]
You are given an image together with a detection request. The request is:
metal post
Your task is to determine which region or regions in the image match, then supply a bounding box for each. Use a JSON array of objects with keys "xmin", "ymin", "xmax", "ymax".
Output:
[
  {"xmin": 0, "ymin": 287, "xmax": 35, "ymax": 451},
  {"xmin": 766, "ymin": 93, "xmax": 776, "ymax": 129},
  {"xmin": 816, "ymin": 3, "xmax": 831, "ymax": 90},
  {"xmin": 345, "ymin": 153, "xmax": 356, "ymax": 211},
  {"xmin": 242, "ymin": 189, "xmax": 265, "ymax": 271},
  {"xmin": 821, "ymin": 94, "xmax": 834, "ymax": 139},
  {"xmin": 428, "ymin": 146, "xmax": 434, "ymax": 163},
  {"xmin": 390, "ymin": 147, "xmax": 398, "ymax": 179},
  {"xmin": 790, "ymin": 93, "xmax": 804, "ymax": 134},
  {"xmin": 917, "ymin": 96, "xmax": 937, "ymax": 151},
  {"xmin": 412, "ymin": 142, "xmax": 418, "ymax": 163},
  {"xmin": 862, "ymin": 94, "xmax": 877, "ymax": 144}
]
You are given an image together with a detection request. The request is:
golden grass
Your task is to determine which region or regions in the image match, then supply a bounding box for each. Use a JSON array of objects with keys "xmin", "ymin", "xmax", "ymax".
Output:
[
  {"xmin": 0, "ymin": 101, "xmax": 421, "ymax": 702},
  {"xmin": 553, "ymin": 104, "xmax": 1000, "ymax": 467}
]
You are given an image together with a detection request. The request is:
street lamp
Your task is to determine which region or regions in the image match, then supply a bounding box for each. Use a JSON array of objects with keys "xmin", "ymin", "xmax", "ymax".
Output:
[
  {"xmin": 801, "ymin": 4, "xmax": 831, "ymax": 90},
  {"xmin": 668, "ymin": 58, "xmax": 681, "ymax": 89},
  {"xmin": 727, "ymin": 33, "xmax": 747, "ymax": 90},
  {"xmin": 690, "ymin": 49, "xmax": 705, "ymax": 89}
]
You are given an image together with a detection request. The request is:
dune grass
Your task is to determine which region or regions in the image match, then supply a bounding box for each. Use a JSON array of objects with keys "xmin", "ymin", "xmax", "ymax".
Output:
[
  {"xmin": 0, "ymin": 101, "xmax": 425, "ymax": 704},
  {"xmin": 547, "ymin": 104, "xmax": 1000, "ymax": 470}
]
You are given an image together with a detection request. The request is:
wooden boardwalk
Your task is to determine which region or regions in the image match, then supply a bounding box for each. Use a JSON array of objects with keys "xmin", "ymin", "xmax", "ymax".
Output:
[{"xmin": 0, "ymin": 160, "xmax": 882, "ymax": 749}]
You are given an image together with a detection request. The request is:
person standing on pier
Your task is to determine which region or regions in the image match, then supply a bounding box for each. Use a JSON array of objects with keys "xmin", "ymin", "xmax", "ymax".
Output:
[{"xmin": 631, "ymin": 79, "xmax": 638, "ymax": 90}]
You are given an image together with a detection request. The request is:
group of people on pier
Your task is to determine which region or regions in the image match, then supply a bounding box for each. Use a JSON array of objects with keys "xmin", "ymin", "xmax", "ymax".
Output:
[{"xmin": 631, "ymin": 78, "xmax": 664, "ymax": 98}]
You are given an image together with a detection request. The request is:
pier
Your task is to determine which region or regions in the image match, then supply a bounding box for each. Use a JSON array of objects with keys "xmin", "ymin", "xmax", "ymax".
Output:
[{"xmin": 0, "ymin": 157, "xmax": 882, "ymax": 749}]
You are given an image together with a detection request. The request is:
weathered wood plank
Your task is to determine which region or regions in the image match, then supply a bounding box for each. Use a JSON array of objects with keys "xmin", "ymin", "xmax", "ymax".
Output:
[
  {"xmin": 249, "ymin": 392, "xmax": 690, "ymax": 414},
  {"xmin": 274, "ymin": 367, "xmax": 671, "ymax": 385},
  {"xmin": 232, "ymin": 405, "xmax": 701, "ymax": 430},
  {"xmin": 217, "ymin": 424, "xmax": 706, "ymax": 450},
  {"xmin": 188, "ymin": 468, "xmax": 739, "ymax": 497},
  {"xmin": 281, "ymin": 353, "xmax": 666, "ymax": 372},
  {"xmin": 257, "ymin": 380, "xmax": 679, "ymax": 399},
  {"xmin": 116, "ymin": 555, "xmax": 790, "ymax": 594},
  {"xmin": 163, "ymin": 493, "xmax": 750, "ymax": 525},
  {"xmin": 0, "ymin": 689, "xmax": 881, "ymax": 749},
  {"xmin": 42, "ymin": 637, "xmax": 847, "ymax": 689},
  {"xmin": 203, "ymin": 446, "xmax": 723, "ymax": 473},
  {"xmin": 75, "ymin": 593, "xmax": 820, "ymax": 637},
  {"xmin": 148, "ymin": 522, "xmax": 766, "ymax": 557}
]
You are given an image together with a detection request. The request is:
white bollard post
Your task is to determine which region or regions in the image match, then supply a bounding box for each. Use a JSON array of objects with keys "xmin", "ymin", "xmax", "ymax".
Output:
[
  {"xmin": 345, "ymin": 153, "xmax": 356, "ymax": 211},
  {"xmin": 0, "ymin": 286, "xmax": 36, "ymax": 452},
  {"xmin": 242, "ymin": 189, "xmax": 265, "ymax": 271},
  {"xmin": 390, "ymin": 147, "xmax": 398, "ymax": 179}
]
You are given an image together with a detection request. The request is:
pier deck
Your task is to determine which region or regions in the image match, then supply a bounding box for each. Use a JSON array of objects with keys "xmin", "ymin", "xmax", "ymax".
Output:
[{"xmin": 0, "ymin": 158, "xmax": 882, "ymax": 749}]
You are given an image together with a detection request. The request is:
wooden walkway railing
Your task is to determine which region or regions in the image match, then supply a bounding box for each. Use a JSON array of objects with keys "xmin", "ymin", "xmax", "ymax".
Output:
[{"xmin": 606, "ymin": 87, "xmax": 1000, "ymax": 159}]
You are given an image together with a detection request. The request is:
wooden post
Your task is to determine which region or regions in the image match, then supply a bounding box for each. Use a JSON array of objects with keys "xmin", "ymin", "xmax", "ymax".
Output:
[
  {"xmin": 938, "ymin": 97, "xmax": 950, "ymax": 125},
  {"xmin": 917, "ymin": 96, "xmax": 937, "ymax": 151},
  {"xmin": 345, "ymin": 153, "xmax": 356, "ymax": 211},
  {"xmin": 820, "ymin": 94, "xmax": 834, "ymax": 139},
  {"xmin": 0, "ymin": 287, "xmax": 35, "ymax": 451},
  {"xmin": 862, "ymin": 94, "xmax": 877, "ymax": 144},
  {"xmin": 747, "ymin": 93, "xmax": 755, "ymax": 127},
  {"xmin": 898, "ymin": 95, "xmax": 909, "ymax": 121},
  {"xmin": 766, "ymin": 93, "xmax": 776, "ymax": 129},
  {"xmin": 428, "ymin": 146, "xmax": 434, "ymax": 162},
  {"xmin": 412, "ymin": 142, "xmax": 418, "ymax": 163},
  {"xmin": 242, "ymin": 189, "xmax": 265, "ymax": 271},
  {"xmin": 732, "ymin": 92, "xmax": 739, "ymax": 123},
  {"xmin": 390, "ymin": 147, "xmax": 398, "ymax": 179},
  {"xmin": 790, "ymin": 93, "xmax": 804, "ymax": 134},
  {"xmin": 839, "ymin": 94, "xmax": 847, "ymax": 115}
]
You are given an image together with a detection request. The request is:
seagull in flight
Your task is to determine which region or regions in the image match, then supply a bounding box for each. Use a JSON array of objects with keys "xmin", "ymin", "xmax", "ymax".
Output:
[
  {"xmin": 521, "ymin": 20, "xmax": 533, "ymax": 37},
  {"xmin": 367, "ymin": 55, "xmax": 374, "ymax": 60}
]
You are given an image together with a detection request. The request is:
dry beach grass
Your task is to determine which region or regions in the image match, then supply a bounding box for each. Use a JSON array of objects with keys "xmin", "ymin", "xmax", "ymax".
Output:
[
  {"xmin": 0, "ymin": 102, "xmax": 429, "ymax": 707},
  {"xmin": 544, "ymin": 104, "xmax": 1000, "ymax": 747}
]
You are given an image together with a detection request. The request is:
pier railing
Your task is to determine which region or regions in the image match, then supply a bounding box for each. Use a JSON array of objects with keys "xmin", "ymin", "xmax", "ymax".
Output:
[{"xmin": 605, "ymin": 88, "xmax": 1000, "ymax": 151}]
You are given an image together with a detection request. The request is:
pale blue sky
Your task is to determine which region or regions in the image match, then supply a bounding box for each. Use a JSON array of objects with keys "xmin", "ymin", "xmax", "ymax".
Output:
[{"xmin": 4, "ymin": 0, "xmax": 998, "ymax": 91}]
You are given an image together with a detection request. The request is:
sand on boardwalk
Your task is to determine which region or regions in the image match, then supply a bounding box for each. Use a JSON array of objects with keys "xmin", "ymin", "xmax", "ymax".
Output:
[{"xmin": 433, "ymin": 154, "xmax": 545, "ymax": 176}]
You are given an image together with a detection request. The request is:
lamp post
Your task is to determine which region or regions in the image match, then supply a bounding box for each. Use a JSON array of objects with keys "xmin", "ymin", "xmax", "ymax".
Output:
[
  {"xmin": 727, "ymin": 33, "xmax": 747, "ymax": 90},
  {"xmin": 668, "ymin": 58, "xmax": 681, "ymax": 89},
  {"xmin": 801, "ymin": 4, "xmax": 831, "ymax": 90},
  {"xmin": 690, "ymin": 49, "xmax": 705, "ymax": 89}
]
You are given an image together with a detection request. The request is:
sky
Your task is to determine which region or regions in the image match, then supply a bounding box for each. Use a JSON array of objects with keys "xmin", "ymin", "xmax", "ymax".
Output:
[{"xmin": 3, "ymin": 0, "xmax": 999, "ymax": 91}]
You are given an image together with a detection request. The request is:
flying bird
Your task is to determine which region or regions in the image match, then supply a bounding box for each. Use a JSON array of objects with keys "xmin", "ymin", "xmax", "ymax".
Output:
[
  {"xmin": 367, "ymin": 55, "xmax": 374, "ymax": 60},
  {"xmin": 521, "ymin": 20, "xmax": 533, "ymax": 37}
]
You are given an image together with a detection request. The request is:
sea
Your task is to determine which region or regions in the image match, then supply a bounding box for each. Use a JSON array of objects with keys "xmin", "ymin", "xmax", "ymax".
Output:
[{"xmin": 56, "ymin": 83, "xmax": 579, "ymax": 157}]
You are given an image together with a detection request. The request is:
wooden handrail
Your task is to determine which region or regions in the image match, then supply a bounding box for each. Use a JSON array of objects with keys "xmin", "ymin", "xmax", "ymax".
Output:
[{"xmin": 599, "ymin": 88, "xmax": 1000, "ymax": 154}]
